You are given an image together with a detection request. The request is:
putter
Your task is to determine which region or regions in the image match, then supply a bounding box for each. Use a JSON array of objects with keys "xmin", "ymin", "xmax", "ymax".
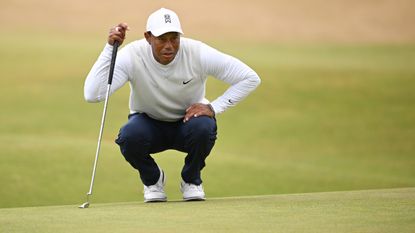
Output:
[{"xmin": 79, "ymin": 41, "xmax": 119, "ymax": 209}]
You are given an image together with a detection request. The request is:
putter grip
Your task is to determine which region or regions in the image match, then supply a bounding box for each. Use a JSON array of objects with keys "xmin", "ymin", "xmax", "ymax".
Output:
[{"xmin": 108, "ymin": 41, "xmax": 119, "ymax": 85}]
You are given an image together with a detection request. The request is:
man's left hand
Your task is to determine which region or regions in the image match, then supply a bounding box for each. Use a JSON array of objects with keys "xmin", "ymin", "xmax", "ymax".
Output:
[{"xmin": 184, "ymin": 103, "xmax": 215, "ymax": 123}]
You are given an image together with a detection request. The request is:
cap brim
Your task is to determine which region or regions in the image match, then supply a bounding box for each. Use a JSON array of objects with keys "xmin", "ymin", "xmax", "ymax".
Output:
[{"xmin": 151, "ymin": 27, "xmax": 184, "ymax": 37}]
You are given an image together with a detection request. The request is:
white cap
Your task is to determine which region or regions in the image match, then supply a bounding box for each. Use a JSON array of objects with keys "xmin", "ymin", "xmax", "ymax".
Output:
[{"xmin": 146, "ymin": 8, "xmax": 184, "ymax": 37}]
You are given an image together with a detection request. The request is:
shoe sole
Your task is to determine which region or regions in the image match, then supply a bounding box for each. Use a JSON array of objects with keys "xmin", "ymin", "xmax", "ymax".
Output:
[
  {"xmin": 144, "ymin": 198, "xmax": 167, "ymax": 203},
  {"xmin": 183, "ymin": 196, "xmax": 206, "ymax": 201}
]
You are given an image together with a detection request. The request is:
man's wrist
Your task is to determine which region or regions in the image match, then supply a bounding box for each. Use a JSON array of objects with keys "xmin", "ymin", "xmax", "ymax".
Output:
[{"xmin": 207, "ymin": 104, "xmax": 215, "ymax": 117}]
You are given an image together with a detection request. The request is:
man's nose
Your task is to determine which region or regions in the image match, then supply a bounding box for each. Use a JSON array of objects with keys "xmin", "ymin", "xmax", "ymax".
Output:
[{"xmin": 164, "ymin": 40, "xmax": 173, "ymax": 50}]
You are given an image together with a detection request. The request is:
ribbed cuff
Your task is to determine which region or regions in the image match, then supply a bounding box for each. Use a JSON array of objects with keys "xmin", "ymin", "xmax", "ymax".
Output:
[{"xmin": 207, "ymin": 103, "xmax": 216, "ymax": 117}]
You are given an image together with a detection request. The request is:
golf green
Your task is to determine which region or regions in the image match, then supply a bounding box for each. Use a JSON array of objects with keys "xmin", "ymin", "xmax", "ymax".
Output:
[{"xmin": 1, "ymin": 188, "xmax": 414, "ymax": 233}]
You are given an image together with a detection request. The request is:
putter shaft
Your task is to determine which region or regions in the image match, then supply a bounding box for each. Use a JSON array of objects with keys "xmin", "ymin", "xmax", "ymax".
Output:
[
  {"xmin": 87, "ymin": 84, "xmax": 112, "ymax": 196},
  {"xmin": 80, "ymin": 42, "xmax": 119, "ymax": 208}
]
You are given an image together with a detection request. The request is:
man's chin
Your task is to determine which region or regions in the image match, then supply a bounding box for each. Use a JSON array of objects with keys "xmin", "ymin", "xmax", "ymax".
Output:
[{"xmin": 160, "ymin": 56, "xmax": 175, "ymax": 65}]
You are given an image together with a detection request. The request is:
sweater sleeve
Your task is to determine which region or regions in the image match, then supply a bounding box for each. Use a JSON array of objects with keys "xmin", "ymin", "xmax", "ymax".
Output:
[
  {"xmin": 200, "ymin": 43, "xmax": 261, "ymax": 114},
  {"xmin": 84, "ymin": 43, "xmax": 130, "ymax": 102}
]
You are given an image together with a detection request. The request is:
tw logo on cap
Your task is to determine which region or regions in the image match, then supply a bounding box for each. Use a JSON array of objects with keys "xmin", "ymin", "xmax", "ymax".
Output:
[{"xmin": 164, "ymin": 14, "xmax": 171, "ymax": 23}]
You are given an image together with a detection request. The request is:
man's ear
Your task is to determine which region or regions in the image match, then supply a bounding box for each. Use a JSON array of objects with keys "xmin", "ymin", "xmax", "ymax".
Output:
[{"xmin": 144, "ymin": 32, "xmax": 152, "ymax": 44}]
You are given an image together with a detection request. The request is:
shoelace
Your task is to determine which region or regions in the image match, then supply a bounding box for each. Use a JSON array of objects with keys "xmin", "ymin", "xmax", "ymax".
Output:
[
  {"xmin": 144, "ymin": 183, "xmax": 164, "ymax": 193},
  {"xmin": 183, "ymin": 183, "xmax": 203, "ymax": 192}
]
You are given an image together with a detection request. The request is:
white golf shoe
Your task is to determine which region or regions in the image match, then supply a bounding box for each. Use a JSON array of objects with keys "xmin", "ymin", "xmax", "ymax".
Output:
[
  {"xmin": 143, "ymin": 167, "xmax": 167, "ymax": 202},
  {"xmin": 180, "ymin": 181, "xmax": 206, "ymax": 201}
]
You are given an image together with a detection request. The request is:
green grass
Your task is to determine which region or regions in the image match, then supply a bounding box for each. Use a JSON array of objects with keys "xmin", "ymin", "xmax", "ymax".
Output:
[
  {"xmin": 0, "ymin": 32, "xmax": 415, "ymax": 208},
  {"xmin": 1, "ymin": 188, "xmax": 414, "ymax": 233}
]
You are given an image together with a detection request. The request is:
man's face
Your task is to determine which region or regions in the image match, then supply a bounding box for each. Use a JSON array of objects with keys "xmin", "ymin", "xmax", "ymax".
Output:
[{"xmin": 145, "ymin": 32, "xmax": 180, "ymax": 65}]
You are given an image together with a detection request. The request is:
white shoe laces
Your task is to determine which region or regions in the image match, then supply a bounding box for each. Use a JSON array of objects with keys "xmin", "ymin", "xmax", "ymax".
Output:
[
  {"xmin": 144, "ymin": 183, "xmax": 164, "ymax": 193},
  {"xmin": 182, "ymin": 182, "xmax": 203, "ymax": 192}
]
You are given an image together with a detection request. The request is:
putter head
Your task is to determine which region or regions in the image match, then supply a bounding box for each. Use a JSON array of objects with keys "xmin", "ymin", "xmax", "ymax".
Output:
[{"xmin": 79, "ymin": 202, "xmax": 90, "ymax": 209}]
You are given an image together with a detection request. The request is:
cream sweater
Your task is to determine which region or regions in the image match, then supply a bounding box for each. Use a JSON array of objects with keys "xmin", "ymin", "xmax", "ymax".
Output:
[{"xmin": 84, "ymin": 37, "xmax": 260, "ymax": 121}]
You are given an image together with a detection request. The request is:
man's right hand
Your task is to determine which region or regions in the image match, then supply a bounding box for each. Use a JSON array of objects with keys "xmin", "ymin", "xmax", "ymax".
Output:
[{"xmin": 108, "ymin": 23, "xmax": 129, "ymax": 46}]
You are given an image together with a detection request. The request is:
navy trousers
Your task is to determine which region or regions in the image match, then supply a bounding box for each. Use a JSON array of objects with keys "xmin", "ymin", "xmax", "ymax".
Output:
[{"xmin": 115, "ymin": 113, "xmax": 217, "ymax": 186}]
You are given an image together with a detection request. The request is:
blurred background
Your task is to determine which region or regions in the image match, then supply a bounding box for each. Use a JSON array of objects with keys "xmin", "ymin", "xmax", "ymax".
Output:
[{"xmin": 0, "ymin": 0, "xmax": 414, "ymax": 208}]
